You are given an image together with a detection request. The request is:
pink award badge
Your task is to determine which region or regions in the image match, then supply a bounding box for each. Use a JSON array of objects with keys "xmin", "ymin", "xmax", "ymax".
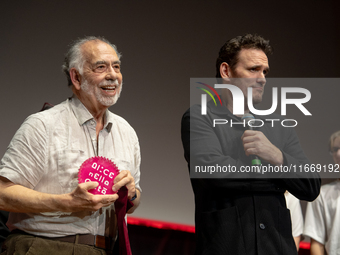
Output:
[{"xmin": 78, "ymin": 156, "xmax": 120, "ymax": 195}]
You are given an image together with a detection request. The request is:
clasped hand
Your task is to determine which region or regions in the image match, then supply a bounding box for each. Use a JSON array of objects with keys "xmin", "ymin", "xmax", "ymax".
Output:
[
  {"xmin": 68, "ymin": 170, "xmax": 136, "ymax": 212},
  {"xmin": 241, "ymin": 130, "xmax": 283, "ymax": 166}
]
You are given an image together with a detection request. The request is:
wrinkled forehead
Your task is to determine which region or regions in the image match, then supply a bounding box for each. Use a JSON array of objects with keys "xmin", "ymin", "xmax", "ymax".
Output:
[
  {"xmin": 236, "ymin": 48, "xmax": 269, "ymax": 67},
  {"xmin": 81, "ymin": 40, "xmax": 119, "ymax": 64}
]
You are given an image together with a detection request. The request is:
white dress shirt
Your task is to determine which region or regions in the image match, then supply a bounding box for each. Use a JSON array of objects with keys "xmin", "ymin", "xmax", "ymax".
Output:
[
  {"xmin": 0, "ymin": 97, "xmax": 141, "ymax": 237},
  {"xmin": 304, "ymin": 180, "xmax": 340, "ymax": 255}
]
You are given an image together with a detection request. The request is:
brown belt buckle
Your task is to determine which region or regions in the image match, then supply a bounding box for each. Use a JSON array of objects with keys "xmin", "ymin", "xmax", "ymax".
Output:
[{"xmin": 95, "ymin": 235, "xmax": 108, "ymax": 249}]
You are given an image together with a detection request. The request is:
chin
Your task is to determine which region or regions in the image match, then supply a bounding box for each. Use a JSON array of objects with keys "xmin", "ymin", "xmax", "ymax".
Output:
[
  {"xmin": 100, "ymin": 94, "xmax": 121, "ymax": 107},
  {"xmin": 101, "ymin": 99, "xmax": 117, "ymax": 107},
  {"xmin": 252, "ymin": 98, "xmax": 263, "ymax": 105}
]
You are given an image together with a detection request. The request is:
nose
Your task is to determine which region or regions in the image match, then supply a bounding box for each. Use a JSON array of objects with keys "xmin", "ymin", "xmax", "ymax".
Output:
[
  {"xmin": 105, "ymin": 65, "xmax": 118, "ymax": 80},
  {"xmin": 334, "ymin": 151, "xmax": 340, "ymax": 165},
  {"xmin": 256, "ymin": 75, "xmax": 266, "ymax": 86},
  {"xmin": 336, "ymin": 149, "xmax": 340, "ymax": 157}
]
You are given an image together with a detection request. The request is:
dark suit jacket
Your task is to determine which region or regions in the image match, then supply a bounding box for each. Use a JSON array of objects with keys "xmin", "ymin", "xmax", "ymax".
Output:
[
  {"xmin": 0, "ymin": 210, "xmax": 9, "ymax": 251},
  {"xmin": 181, "ymin": 100, "xmax": 320, "ymax": 255}
]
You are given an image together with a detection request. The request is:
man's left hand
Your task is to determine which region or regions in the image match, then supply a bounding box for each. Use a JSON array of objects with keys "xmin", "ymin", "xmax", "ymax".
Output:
[{"xmin": 112, "ymin": 170, "xmax": 136, "ymax": 200}]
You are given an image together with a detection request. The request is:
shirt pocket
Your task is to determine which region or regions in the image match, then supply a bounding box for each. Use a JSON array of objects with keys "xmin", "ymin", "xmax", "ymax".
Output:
[
  {"xmin": 57, "ymin": 149, "xmax": 86, "ymax": 193},
  {"xmin": 111, "ymin": 158, "xmax": 132, "ymax": 172}
]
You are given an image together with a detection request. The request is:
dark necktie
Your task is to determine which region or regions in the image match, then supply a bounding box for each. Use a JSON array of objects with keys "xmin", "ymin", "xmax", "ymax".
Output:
[{"xmin": 114, "ymin": 186, "xmax": 134, "ymax": 255}]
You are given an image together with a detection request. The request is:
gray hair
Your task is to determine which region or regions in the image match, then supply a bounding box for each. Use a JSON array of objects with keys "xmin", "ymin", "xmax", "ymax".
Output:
[{"xmin": 62, "ymin": 36, "xmax": 121, "ymax": 86}]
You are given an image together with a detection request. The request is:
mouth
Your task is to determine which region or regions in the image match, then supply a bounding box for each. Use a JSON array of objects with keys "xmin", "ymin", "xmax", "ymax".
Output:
[
  {"xmin": 100, "ymin": 85, "xmax": 118, "ymax": 96},
  {"xmin": 252, "ymin": 86, "xmax": 263, "ymax": 91},
  {"xmin": 101, "ymin": 85, "xmax": 116, "ymax": 91}
]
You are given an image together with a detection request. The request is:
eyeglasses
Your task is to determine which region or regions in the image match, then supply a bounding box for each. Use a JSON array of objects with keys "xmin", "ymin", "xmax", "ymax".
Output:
[{"xmin": 330, "ymin": 147, "xmax": 340, "ymax": 155}]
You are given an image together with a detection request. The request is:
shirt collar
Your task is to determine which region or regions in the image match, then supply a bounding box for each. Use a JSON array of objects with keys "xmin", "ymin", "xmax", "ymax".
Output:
[{"xmin": 69, "ymin": 96, "xmax": 113, "ymax": 132}]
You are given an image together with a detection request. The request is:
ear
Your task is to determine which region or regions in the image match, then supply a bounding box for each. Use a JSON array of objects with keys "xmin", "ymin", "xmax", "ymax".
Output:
[
  {"xmin": 69, "ymin": 68, "xmax": 82, "ymax": 90},
  {"xmin": 220, "ymin": 62, "xmax": 232, "ymax": 79}
]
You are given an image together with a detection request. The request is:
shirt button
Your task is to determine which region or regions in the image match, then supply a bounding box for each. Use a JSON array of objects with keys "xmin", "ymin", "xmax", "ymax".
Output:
[
  {"xmin": 259, "ymin": 223, "xmax": 266, "ymax": 230},
  {"xmin": 91, "ymin": 120, "xmax": 95, "ymax": 125}
]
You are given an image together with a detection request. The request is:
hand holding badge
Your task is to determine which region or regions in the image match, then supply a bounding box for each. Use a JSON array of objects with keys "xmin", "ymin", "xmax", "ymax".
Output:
[
  {"xmin": 78, "ymin": 156, "xmax": 120, "ymax": 195},
  {"xmin": 78, "ymin": 156, "xmax": 134, "ymax": 255}
]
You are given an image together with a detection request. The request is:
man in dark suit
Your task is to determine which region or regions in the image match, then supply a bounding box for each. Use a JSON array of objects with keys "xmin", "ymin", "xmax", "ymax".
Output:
[
  {"xmin": 0, "ymin": 210, "xmax": 9, "ymax": 252},
  {"xmin": 181, "ymin": 34, "xmax": 320, "ymax": 255}
]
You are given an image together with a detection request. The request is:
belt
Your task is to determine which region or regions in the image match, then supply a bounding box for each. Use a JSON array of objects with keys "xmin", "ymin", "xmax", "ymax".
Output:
[
  {"xmin": 11, "ymin": 230, "xmax": 112, "ymax": 250},
  {"xmin": 49, "ymin": 234, "xmax": 111, "ymax": 249}
]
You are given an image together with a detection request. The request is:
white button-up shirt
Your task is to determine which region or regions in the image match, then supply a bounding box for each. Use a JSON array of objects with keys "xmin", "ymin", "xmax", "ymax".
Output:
[
  {"xmin": 0, "ymin": 97, "xmax": 141, "ymax": 237},
  {"xmin": 304, "ymin": 180, "xmax": 340, "ymax": 255}
]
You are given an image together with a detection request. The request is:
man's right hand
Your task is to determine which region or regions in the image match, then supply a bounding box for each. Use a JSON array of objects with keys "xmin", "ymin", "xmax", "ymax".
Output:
[
  {"xmin": 63, "ymin": 181, "xmax": 119, "ymax": 212},
  {"xmin": 241, "ymin": 130, "xmax": 284, "ymax": 166},
  {"xmin": 0, "ymin": 177, "xmax": 118, "ymax": 213}
]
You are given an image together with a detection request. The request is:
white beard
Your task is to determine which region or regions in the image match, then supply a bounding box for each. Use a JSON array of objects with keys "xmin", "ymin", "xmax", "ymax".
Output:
[{"xmin": 81, "ymin": 78, "xmax": 123, "ymax": 107}]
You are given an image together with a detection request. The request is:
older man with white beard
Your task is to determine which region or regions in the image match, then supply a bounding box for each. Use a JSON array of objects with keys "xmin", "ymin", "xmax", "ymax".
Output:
[{"xmin": 0, "ymin": 36, "xmax": 141, "ymax": 255}]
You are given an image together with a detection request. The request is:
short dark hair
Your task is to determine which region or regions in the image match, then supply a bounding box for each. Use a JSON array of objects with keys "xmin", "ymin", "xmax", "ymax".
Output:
[{"xmin": 216, "ymin": 34, "xmax": 273, "ymax": 78}]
